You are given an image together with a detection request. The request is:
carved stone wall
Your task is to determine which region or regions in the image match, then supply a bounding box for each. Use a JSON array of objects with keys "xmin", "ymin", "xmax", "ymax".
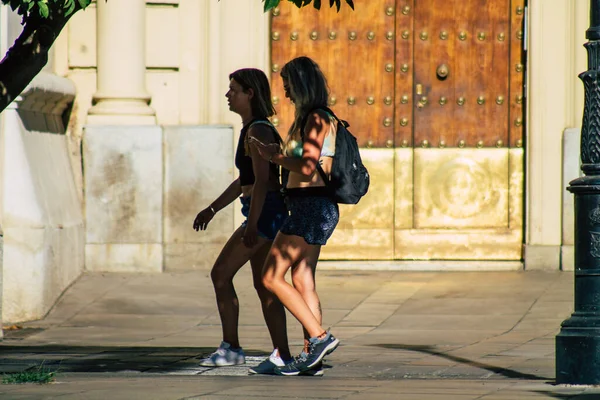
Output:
[{"xmin": 1, "ymin": 73, "xmax": 85, "ymax": 324}]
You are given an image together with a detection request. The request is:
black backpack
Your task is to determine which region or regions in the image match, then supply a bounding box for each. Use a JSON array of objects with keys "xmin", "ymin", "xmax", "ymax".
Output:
[{"xmin": 302, "ymin": 107, "xmax": 370, "ymax": 204}]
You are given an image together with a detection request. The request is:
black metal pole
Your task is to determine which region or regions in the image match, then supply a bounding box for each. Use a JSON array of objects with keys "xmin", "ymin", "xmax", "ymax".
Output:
[{"xmin": 556, "ymin": 0, "xmax": 600, "ymax": 385}]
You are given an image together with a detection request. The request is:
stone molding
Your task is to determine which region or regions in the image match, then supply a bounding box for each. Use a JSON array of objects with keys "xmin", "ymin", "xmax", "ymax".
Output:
[{"xmin": 12, "ymin": 72, "xmax": 76, "ymax": 134}]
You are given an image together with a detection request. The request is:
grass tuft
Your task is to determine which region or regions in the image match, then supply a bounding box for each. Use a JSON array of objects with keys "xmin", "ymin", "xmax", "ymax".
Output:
[{"xmin": 2, "ymin": 363, "xmax": 57, "ymax": 385}]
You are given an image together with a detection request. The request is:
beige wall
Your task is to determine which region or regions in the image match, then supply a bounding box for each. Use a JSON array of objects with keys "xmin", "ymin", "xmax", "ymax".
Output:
[{"xmin": 525, "ymin": 0, "xmax": 588, "ymax": 269}]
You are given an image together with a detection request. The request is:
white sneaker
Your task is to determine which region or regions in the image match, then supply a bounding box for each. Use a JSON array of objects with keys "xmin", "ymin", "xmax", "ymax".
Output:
[
  {"xmin": 200, "ymin": 341, "xmax": 245, "ymax": 367},
  {"xmin": 248, "ymin": 349, "xmax": 285, "ymax": 375}
]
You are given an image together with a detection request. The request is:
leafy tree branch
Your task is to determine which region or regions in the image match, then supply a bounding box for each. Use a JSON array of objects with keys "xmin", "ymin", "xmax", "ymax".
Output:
[
  {"xmin": 262, "ymin": 0, "xmax": 354, "ymax": 12},
  {"xmin": 0, "ymin": 0, "xmax": 92, "ymax": 112}
]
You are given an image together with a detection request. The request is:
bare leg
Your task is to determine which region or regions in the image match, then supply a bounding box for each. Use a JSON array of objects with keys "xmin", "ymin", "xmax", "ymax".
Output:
[
  {"xmin": 211, "ymin": 225, "xmax": 270, "ymax": 348},
  {"xmin": 262, "ymin": 232, "xmax": 327, "ymax": 339},
  {"xmin": 291, "ymin": 247, "xmax": 322, "ymax": 353},
  {"xmin": 250, "ymin": 242, "xmax": 291, "ymax": 361}
]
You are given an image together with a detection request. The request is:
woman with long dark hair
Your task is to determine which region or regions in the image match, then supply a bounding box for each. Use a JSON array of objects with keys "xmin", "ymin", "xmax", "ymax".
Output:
[{"xmin": 193, "ymin": 68, "xmax": 292, "ymax": 375}]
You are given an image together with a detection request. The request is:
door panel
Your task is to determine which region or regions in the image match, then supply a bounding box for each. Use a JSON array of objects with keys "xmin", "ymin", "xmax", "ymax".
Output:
[
  {"xmin": 413, "ymin": 149, "xmax": 509, "ymax": 229},
  {"xmin": 412, "ymin": 0, "xmax": 510, "ymax": 147},
  {"xmin": 394, "ymin": 148, "xmax": 414, "ymax": 230},
  {"xmin": 324, "ymin": 150, "xmax": 395, "ymax": 259},
  {"xmin": 509, "ymin": 3, "xmax": 526, "ymax": 148},
  {"xmin": 395, "ymin": 1, "xmax": 414, "ymax": 148},
  {"xmin": 394, "ymin": 148, "xmax": 523, "ymax": 260}
]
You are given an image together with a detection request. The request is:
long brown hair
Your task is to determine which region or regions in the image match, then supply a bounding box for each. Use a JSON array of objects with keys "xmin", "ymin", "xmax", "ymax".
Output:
[{"xmin": 229, "ymin": 68, "xmax": 276, "ymax": 119}]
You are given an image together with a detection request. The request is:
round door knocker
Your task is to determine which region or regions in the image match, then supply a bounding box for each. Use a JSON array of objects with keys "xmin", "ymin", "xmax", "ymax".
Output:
[{"xmin": 436, "ymin": 64, "xmax": 449, "ymax": 80}]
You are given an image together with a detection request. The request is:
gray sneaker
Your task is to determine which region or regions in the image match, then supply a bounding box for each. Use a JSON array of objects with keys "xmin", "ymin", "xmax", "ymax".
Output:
[
  {"xmin": 248, "ymin": 349, "xmax": 285, "ymax": 375},
  {"xmin": 199, "ymin": 341, "xmax": 245, "ymax": 367}
]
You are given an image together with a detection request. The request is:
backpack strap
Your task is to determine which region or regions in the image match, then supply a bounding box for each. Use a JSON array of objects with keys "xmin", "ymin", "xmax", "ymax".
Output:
[
  {"xmin": 248, "ymin": 120, "xmax": 283, "ymax": 143},
  {"xmin": 245, "ymin": 119, "xmax": 283, "ymax": 155},
  {"xmin": 249, "ymin": 119, "xmax": 274, "ymax": 130},
  {"xmin": 316, "ymin": 160, "xmax": 329, "ymax": 186}
]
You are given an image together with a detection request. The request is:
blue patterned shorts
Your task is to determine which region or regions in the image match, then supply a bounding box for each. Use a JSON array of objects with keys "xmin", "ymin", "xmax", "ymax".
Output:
[
  {"xmin": 240, "ymin": 191, "xmax": 288, "ymax": 240},
  {"xmin": 280, "ymin": 193, "xmax": 339, "ymax": 245}
]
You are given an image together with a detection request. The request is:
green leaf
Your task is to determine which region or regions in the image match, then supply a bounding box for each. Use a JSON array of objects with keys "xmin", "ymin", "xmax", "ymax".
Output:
[
  {"xmin": 263, "ymin": 0, "xmax": 280, "ymax": 12},
  {"xmin": 9, "ymin": 0, "xmax": 19, "ymax": 11},
  {"xmin": 64, "ymin": 0, "xmax": 75, "ymax": 16},
  {"xmin": 37, "ymin": 1, "xmax": 49, "ymax": 17},
  {"xmin": 77, "ymin": 0, "xmax": 91, "ymax": 10},
  {"xmin": 346, "ymin": 0, "xmax": 354, "ymax": 10}
]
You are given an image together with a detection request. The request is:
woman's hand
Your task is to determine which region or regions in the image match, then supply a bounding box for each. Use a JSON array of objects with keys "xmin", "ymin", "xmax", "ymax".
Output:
[
  {"xmin": 193, "ymin": 207, "xmax": 215, "ymax": 231},
  {"xmin": 248, "ymin": 136, "xmax": 281, "ymax": 161},
  {"xmin": 242, "ymin": 224, "xmax": 259, "ymax": 248}
]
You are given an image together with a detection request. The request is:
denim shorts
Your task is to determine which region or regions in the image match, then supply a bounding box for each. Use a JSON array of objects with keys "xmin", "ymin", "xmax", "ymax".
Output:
[
  {"xmin": 280, "ymin": 191, "xmax": 339, "ymax": 245},
  {"xmin": 240, "ymin": 191, "xmax": 288, "ymax": 240}
]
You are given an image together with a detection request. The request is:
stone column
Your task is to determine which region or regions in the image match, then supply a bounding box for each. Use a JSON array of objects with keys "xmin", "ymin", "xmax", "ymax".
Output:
[{"xmin": 87, "ymin": 0, "xmax": 156, "ymax": 125}]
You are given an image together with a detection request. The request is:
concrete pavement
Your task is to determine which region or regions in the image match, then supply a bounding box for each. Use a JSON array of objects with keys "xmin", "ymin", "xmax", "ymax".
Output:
[{"xmin": 1, "ymin": 268, "xmax": 599, "ymax": 399}]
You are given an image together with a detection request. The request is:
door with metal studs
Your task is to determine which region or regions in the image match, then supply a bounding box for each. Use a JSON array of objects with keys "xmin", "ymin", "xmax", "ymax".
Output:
[{"xmin": 270, "ymin": 0, "xmax": 525, "ymax": 261}]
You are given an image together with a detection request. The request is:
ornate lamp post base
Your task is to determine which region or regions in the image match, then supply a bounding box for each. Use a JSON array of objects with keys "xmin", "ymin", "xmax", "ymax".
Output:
[{"xmin": 557, "ymin": 177, "xmax": 600, "ymax": 384}]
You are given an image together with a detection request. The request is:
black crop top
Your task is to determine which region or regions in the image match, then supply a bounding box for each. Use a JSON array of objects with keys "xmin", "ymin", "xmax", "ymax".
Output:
[{"xmin": 235, "ymin": 119, "xmax": 281, "ymax": 186}]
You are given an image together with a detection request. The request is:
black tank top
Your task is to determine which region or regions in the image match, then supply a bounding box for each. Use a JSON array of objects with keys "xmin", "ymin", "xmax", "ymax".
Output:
[{"xmin": 235, "ymin": 119, "xmax": 281, "ymax": 186}]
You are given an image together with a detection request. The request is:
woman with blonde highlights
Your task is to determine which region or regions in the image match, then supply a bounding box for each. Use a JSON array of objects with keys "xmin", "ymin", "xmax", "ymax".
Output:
[{"xmin": 250, "ymin": 57, "xmax": 341, "ymax": 376}]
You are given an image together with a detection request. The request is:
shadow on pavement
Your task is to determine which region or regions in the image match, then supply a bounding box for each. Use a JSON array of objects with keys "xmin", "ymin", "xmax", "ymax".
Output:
[
  {"xmin": 370, "ymin": 343, "xmax": 553, "ymax": 382},
  {"xmin": 533, "ymin": 393, "xmax": 600, "ymax": 399},
  {"xmin": 0, "ymin": 345, "xmax": 269, "ymax": 374}
]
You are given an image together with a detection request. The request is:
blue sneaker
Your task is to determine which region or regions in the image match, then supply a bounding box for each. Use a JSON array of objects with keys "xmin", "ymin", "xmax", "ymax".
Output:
[
  {"xmin": 274, "ymin": 352, "xmax": 324, "ymax": 376},
  {"xmin": 248, "ymin": 349, "xmax": 285, "ymax": 375},
  {"xmin": 303, "ymin": 331, "xmax": 339, "ymax": 369},
  {"xmin": 274, "ymin": 352, "xmax": 307, "ymax": 376}
]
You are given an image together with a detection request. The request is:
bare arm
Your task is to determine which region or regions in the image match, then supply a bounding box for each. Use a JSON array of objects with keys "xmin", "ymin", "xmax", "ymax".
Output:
[
  {"xmin": 210, "ymin": 178, "xmax": 242, "ymax": 213},
  {"xmin": 193, "ymin": 178, "xmax": 241, "ymax": 231}
]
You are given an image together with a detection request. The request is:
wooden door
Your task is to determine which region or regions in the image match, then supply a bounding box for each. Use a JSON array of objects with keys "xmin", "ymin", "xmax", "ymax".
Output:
[{"xmin": 270, "ymin": 0, "xmax": 525, "ymax": 261}]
